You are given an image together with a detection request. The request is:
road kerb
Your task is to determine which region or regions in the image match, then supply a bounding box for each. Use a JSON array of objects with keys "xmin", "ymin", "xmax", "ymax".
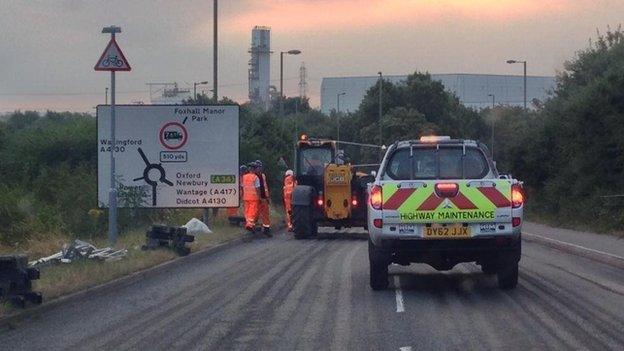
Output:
[
  {"xmin": 0, "ymin": 236, "xmax": 246, "ymax": 328},
  {"xmin": 524, "ymin": 232, "xmax": 624, "ymax": 270}
]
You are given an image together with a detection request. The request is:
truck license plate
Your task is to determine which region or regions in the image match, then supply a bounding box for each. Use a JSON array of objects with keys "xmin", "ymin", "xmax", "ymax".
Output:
[{"xmin": 424, "ymin": 224, "xmax": 471, "ymax": 239}]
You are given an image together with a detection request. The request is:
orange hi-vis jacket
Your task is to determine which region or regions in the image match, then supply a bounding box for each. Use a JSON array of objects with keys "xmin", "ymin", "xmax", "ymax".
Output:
[
  {"xmin": 242, "ymin": 173, "xmax": 261, "ymax": 201},
  {"xmin": 258, "ymin": 172, "xmax": 270, "ymax": 200},
  {"xmin": 283, "ymin": 174, "xmax": 296, "ymax": 203}
]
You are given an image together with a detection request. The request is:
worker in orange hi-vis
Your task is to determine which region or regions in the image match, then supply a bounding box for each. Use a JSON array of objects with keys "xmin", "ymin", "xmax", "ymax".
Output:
[
  {"xmin": 227, "ymin": 165, "xmax": 248, "ymax": 224},
  {"xmin": 283, "ymin": 169, "xmax": 296, "ymax": 232},
  {"xmin": 254, "ymin": 160, "xmax": 272, "ymax": 237},
  {"xmin": 241, "ymin": 163, "xmax": 261, "ymax": 232}
]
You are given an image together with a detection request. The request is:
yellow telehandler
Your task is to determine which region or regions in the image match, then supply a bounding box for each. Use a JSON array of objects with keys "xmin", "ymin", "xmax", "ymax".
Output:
[{"xmin": 291, "ymin": 135, "xmax": 377, "ymax": 239}]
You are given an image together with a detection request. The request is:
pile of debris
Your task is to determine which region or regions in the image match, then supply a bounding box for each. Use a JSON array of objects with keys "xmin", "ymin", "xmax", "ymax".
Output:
[
  {"xmin": 0, "ymin": 255, "xmax": 42, "ymax": 307},
  {"xmin": 142, "ymin": 225, "xmax": 195, "ymax": 256},
  {"xmin": 28, "ymin": 239, "xmax": 127, "ymax": 268}
]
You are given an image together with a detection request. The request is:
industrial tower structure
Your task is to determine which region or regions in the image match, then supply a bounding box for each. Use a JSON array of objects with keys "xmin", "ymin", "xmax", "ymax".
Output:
[
  {"xmin": 248, "ymin": 26, "xmax": 272, "ymax": 111},
  {"xmin": 299, "ymin": 62, "xmax": 308, "ymax": 99}
]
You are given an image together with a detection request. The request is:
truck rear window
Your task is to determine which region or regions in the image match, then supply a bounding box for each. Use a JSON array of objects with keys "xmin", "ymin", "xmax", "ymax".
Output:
[{"xmin": 385, "ymin": 146, "xmax": 489, "ymax": 180}]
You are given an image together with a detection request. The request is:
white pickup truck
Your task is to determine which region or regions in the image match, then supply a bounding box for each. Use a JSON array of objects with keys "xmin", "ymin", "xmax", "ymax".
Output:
[{"xmin": 367, "ymin": 136, "xmax": 524, "ymax": 290}]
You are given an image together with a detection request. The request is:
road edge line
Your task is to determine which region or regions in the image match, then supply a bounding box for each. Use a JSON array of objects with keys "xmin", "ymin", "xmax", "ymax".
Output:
[
  {"xmin": 0, "ymin": 235, "xmax": 246, "ymax": 328},
  {"xmin": 523, "ymin": 232, "xmax": 624, "ymax": 270}
]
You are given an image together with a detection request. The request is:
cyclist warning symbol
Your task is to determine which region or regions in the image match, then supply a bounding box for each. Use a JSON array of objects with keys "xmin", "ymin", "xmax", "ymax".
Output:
[
  {"xmin": 159, "ymin": 122, "xmax": 188, "ymax": 150},
  {"xmin": 94, "ymin": 38, "xmax": 131, "ymax": 71},
  {"xmin": 97, "ymin": 105, "xmax": 239, "ymax": 208}
]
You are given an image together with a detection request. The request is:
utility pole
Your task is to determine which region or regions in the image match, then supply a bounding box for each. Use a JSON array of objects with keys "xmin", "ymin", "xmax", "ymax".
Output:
[
  {"xmin": 488, "ymin": 93, "xmax": 495, "ymax": 158},
  {"xmin": 205, "ymin": 0, "xmax": 218, "ymax": 225},
  {"xmin": 378, "ymin": 72, "xmax": 383, "ymax": 145},
  {"xmin": 280, "ymin": 51, "xmax": 284, "ymax": 117},
  {"xmin": 213, "ymin": 0, "xmax": 218, "ymax": 102},
  {"xmin": 336, "ymin": 92, "xmax": 346, "ymax": 144}
]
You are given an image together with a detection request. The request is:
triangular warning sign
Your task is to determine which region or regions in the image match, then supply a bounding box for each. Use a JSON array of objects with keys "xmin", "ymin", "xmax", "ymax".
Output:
[{"xmin": 94, "ymin": 38, "xmax": 131, "ymax": 71}]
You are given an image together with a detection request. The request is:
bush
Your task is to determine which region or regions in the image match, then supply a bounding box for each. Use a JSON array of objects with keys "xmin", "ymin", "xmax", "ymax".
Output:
[{"xmin": 486, "ymin": 29, "xmax": 624, "ymax": 231}]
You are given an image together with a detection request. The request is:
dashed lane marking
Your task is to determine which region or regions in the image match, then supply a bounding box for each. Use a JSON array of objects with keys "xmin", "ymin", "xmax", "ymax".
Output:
[{"xmin": 394, "ymin": 275, "xmax": 404, "ymax": 313}]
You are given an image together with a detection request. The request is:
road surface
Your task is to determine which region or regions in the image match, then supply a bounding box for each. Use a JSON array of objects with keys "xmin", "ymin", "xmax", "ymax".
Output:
[{"xmin": 2, "ymin": 227, "xmax": 623, "ymax": 350}]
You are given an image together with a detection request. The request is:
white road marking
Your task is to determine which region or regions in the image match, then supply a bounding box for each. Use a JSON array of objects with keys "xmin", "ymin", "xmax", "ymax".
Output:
[
  {"xmin": 399, "ymin": 346, "xmax": 413, "ymax": 351},
  {"xmin": 394, "ymin": 275, "xmax": 404, "ymax": 313}
]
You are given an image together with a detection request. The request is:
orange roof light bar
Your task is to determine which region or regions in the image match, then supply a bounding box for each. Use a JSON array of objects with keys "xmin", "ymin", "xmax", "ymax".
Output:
[{"xmin": 420, "ymin": 136, "xmax": 451, "ymax": 143}]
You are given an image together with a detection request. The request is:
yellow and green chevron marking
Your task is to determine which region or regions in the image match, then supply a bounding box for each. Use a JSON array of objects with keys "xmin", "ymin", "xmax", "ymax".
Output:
[{"xmin": 381, "ymin": 181, "xmax": 512, "ymax": 223}]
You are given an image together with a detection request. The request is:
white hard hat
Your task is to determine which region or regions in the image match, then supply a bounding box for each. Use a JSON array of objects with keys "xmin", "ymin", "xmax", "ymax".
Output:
[{"xmin": 285, "ymin": 169, "xmax": 294, "ymax": 176}]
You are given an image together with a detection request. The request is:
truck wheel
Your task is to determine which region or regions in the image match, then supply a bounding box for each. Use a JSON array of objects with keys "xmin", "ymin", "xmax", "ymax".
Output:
[
  {"xmin": 497, "ymin": 261, "xmax": 519, "ymax": 289},
  {"xmin": 310, "ymin": 219, "xmax": 318, "ymax": 237},
  {"xmin": 368, "ymin": 239, "xmax": 389, "ymax": 290},
  {"xmin": 480, "ymin": 263, "xmax": 497, "ymax": 275},
  {"xmin": 293, "ymin": 205, "xmax": 313, "ymax": 239}
]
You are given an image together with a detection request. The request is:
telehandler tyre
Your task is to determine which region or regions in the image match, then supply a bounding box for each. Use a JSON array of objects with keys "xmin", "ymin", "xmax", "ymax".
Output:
[{"xmin": 293, "ymin": 205, "xmax": 317, "ymax": 239}]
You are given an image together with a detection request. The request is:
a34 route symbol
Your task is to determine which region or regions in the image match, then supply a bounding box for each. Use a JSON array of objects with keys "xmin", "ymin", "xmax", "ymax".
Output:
[{"xmin": 159, "ymin": 121, "xmax": 188, "ymax": 150}]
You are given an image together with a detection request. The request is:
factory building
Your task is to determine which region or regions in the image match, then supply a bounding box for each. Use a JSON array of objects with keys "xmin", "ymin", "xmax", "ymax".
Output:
[
  {"xmin": 248, "ymin": 26, "xmax": 272, "ymax": 111},
  {"xmin": 320, "ymin": 74, "xmax": 556, "ymax": 114}
]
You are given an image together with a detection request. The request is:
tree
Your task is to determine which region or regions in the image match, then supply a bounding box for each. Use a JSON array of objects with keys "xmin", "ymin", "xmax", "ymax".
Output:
[
  {"xmin": 489, "ymin": 28, "xmax": 624, "ymax": 230},
  {"xmin": 355, "ymin": 72, "xmax": 486, "ymax": 145},
  {"xmin": 270, "ymin": 96, "xmax": 311, "ymax": 115}
]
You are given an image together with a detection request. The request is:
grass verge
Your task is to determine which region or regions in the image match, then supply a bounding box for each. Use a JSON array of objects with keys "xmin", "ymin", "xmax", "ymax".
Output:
[
  {"xmin": 525, "ymin": 210, "xmax": 624, "ymax": 237},
  {"xmin": 0, "ymin": 217, "xmax": 256, "ymax": 318},
  {"xmin": 1, "ymin": 206, "xmax": 285, "ymax": 318}
]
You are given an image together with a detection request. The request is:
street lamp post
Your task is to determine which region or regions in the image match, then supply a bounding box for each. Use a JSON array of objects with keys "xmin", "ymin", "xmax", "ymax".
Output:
[
  {"xmin": 336, "ymin": 92, "xmax": 346, "ymax": 143},
  {"xmin": 378, "ymin": 71, "xmax": 383, "ymax": 145},
  {"xmin": 194, "ymin": 81, "xmax": 209, "ymax": 100},
  {"xmin": 507, "ymin": 60, "xmax": 527, "ymax": 111},
  {"xmin": 488, "ymin": 93, "xmax": 495, "ymax": 158},
  {"xmin": 280, "ymin": 50, "xmax": 302, "ymax": 117}
]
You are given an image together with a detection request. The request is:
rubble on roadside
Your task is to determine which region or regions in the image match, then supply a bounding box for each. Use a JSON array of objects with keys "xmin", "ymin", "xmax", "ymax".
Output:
[
  {"xmin": 142, "ymin": 225, "xmax": 194, "ymax": 256},
  {"xmin": 28, "ymin": 239, "xmax": 127, "ymax": 268}
]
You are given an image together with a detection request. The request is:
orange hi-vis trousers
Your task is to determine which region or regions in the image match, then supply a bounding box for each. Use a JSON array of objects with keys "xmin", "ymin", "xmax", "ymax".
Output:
[
  {"xmin": 259, "ymin": 200, "xmax": 270, "ymax": 228},
  {"xmin": 283, "ymin": 174, "xmax": 295, "ymax": 230},
  {"xmin": 284, "ymin": 197, "xmax": 293, "ymax": 230},
  {"xmin": 244, "ymin": 200, "xmax": 259, "ymax": 229}
]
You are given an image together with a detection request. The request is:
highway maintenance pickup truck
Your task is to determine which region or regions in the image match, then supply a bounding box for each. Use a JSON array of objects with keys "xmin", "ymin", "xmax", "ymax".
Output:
[{"xmin": 367, "ymin": 136, "xmax": 524, "ymax": 290}]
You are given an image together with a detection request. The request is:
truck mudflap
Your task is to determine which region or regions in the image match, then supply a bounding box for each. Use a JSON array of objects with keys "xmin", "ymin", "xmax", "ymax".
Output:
[{"xmin": 381, "ymin": 180, "xmax": 512, "ymax": 224}]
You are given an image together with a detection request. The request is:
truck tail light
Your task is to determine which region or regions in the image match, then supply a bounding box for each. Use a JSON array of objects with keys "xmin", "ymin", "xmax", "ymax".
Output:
[
  {"xmin": 435, "ymin": 183, "xmax": 459, "ymax": 198},
  {"xmin": 370, "ymin": 185, "xmax": 382, "ymax": 210},
  {"xmin": 511, "ymin": 184, "xmax": 524, "ymax": 208},
  {"xmin": 373, "ymin": 218, "xmax": 383, "ymax": 228},
  {"xmin": 512, "ymin": 217, "xmax": 521, "ymax": 227},
  {"xmin": 316, "ymin": 197, "xmax": 324, "ymax": 207}
]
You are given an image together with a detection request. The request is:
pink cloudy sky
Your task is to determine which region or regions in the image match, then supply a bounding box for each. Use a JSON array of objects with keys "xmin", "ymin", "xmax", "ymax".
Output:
[{"xmin": 1, "ymin": 0, "xmax": 622, "ymax": 113}]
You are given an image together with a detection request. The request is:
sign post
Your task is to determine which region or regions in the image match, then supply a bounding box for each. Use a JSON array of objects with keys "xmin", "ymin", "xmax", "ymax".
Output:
[{"xmin": 95, "ymin": 25, "xmax": 131, "ymax": 246}]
